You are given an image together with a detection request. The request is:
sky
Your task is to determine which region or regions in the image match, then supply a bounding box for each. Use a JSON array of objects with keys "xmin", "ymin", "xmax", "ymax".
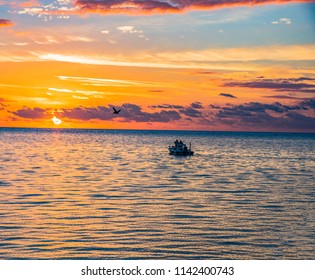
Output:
[{"xmin": 0, "ymin": 0, "xmax": 315, "ymax": 132}]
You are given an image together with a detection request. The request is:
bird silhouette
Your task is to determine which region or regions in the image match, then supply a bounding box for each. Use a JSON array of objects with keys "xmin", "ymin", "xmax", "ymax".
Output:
[{"xmin": 112, "ymin": 107, "xmax": 121, "ymax": 114}]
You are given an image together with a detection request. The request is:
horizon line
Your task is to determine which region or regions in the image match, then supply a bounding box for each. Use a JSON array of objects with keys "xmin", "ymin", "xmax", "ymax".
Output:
[{"xmin": 0, "ymin": 127, "xmax": 314, "ymax": 134}]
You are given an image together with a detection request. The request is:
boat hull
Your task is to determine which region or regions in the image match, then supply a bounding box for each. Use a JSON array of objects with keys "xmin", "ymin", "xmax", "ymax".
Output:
[{"xmin": 169, "ymin": 148, "xmax": 194, "ymax": 156}]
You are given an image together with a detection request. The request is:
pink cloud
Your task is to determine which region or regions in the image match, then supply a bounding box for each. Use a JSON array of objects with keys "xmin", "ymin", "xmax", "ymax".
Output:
[
  {"xmin": 74, "ymin": 0, "xmax": 314, "ymax": 15},
  {"xmin": 12, "ymin": 0, "xmax": 313, "ymax": 17}
]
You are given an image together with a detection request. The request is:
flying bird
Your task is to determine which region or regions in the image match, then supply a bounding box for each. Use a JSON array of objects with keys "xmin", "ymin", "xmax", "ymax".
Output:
[{"xmin": 112, "ymin": 107, "xmax": 121, "ymax": 114}]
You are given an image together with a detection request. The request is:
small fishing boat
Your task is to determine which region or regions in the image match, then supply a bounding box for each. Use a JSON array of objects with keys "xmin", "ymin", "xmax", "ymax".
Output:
[{"xmin": 169, "ymin": 140, "xmax": 194, "ymax": 156}]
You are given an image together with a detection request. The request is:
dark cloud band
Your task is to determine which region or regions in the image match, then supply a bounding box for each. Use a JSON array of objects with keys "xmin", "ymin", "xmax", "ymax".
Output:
[
  {"xmin": 220, "ymin": 93, "xmax": 237, "ymax": 98},
  {"xmin": 60, "ymin": 104, "xmax": 181, "ymax": 123},
  {"xmin": 224, "ymin": 77, "xmax": 315, "ymax": 93},
  {"xmin": 9, "ymin": 99, "xmax": 315, "ymax": 131},
  {"xmin": 12, "ymin": 107, "xmax": 48, "ymax": 119}
]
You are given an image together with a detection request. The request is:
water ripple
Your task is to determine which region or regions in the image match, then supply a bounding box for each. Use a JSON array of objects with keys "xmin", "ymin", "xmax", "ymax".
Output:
[{"xmin": 0, "ymin": 129, "xmax": 314, "ymax": 259}]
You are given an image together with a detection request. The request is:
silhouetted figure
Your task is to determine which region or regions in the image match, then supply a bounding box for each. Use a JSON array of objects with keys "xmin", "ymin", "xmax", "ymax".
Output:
[
  {"xmin": 174, "ymin": 139, "xmax": 179, "ymax": 148},
  {"xmin": 113, "ymin": 107, "xmax": 121, "ymax": 114}
]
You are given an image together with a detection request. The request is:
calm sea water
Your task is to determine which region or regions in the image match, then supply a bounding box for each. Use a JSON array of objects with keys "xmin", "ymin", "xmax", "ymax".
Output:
[{"xmin": 0, "ymin": 128, "xmax": 314, "ymax": 259}]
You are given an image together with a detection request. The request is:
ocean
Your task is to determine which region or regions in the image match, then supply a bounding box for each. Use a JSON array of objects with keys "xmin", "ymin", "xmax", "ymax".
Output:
[{"xmin": 0, "ymin": 128, "xmax": 314, "ymax": 259}]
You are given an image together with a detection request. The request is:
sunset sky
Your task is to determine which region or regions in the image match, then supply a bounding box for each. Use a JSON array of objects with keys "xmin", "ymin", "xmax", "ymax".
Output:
[{"xmin": 0, "ymin": 0, "xmax": 314, "ymax": 131}]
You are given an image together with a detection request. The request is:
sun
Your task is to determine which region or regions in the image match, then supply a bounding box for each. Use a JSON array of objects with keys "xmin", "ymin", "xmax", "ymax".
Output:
[{"xmin": 52, "ymin": 116, "xmax": 62, "ymax": 125}]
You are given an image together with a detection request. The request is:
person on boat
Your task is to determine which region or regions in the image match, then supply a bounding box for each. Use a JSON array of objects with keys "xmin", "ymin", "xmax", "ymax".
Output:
[{"xmin": 174, "ymin": 139, "xmax": 179, "ymax": 148}]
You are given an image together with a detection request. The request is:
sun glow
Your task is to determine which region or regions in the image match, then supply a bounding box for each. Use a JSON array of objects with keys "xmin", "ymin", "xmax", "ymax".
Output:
[{"xmin": 52, "ymin": 116, "xmax": 62, "ymax": 125}]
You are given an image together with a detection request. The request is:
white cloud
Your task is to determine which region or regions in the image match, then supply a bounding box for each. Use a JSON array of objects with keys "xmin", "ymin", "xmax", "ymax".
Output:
[
  {"xmin": 280, "ymin": 17, "xmax": 292, "ymax": 25},
  {"xmin": 117, "ymin": 26, "xmax": 143, "ymax": 34},
  {"xmin": 31, "ymin": 44, "xmax": 315, "ymax": 72},
  {"xmin": 13, "ymin": 42, "xmax": 29, "ymax": 46},
  {"xmin": 57, "ymin": 0, "xmax": 72, "ymax": 4},
  {"xmin": 66, "ymin": 36, "xmax": 95, "ymax": 42},
  {"xmin": 272, "ymin": 17, "xmax": 292, "ymax": 25},
  {"xmin": 49, "ymin": 87, "xmax": 72, "ymax": 93},
  {"xmin": 15, "ymin": 0, "xmax": 77, "ymax": 21},
  {"xmin": 72, "ymin": 95, "xmax": 89, "ymax": 100},
  {"xmin": 58, "ymin": 76, "xmax": 155, "ymax": 87},
  {"xmin": 18, "ymin": 7, "xmax": 44, "ymax": 15},
  {"xmin": 34, "ymin": 35, "xmax": 60, "ymax": 45},
  {"xmin": 48, "ymin": 87, "xmax": 104, "ymax": 97}
]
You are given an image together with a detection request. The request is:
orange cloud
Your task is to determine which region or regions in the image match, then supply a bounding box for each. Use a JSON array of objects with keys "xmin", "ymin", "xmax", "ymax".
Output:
[
  {"xmin": 20, "ymin": 1, "xmax": 40, "ymax": 7},
  {"xmin": 0, "ymin": 19, "xmax": 14, "ymax": 28},
  {"xmin": 5, "ymin": 1, "xmax": 40, "ymax": 8}
]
